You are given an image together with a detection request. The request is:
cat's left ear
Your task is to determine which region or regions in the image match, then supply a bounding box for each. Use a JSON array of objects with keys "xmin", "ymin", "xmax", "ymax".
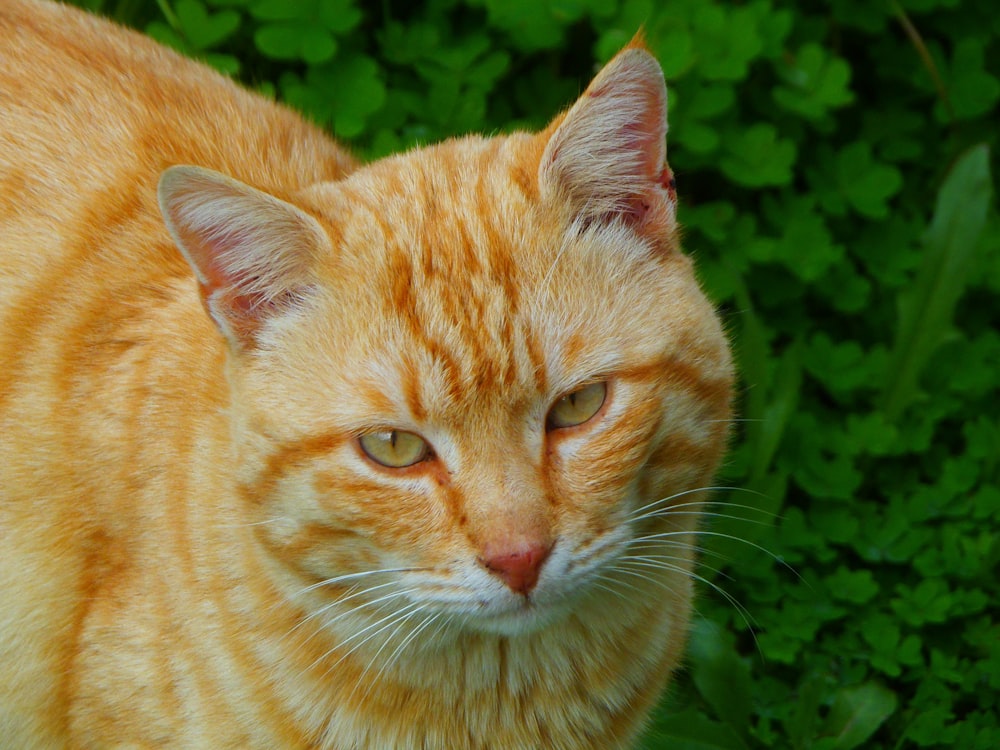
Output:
[
  {"xmin": 158, "ymin": 166, "xmax": 328, "ymax": 351},
  {"xmin": 538, "ymin": 38, "xmax": 676, "ymax": 238}
]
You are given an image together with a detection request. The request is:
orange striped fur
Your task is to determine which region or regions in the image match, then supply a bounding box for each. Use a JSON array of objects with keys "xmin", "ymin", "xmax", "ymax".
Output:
[{"xmin": 0, "ymin": 2, "xmax": 733, "ymax": 747}]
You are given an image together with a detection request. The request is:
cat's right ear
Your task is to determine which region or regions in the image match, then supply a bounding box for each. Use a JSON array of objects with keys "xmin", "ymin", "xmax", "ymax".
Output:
[{"xmin": 158, "ymin": 166, "xmax": 329, "ymax": 351}]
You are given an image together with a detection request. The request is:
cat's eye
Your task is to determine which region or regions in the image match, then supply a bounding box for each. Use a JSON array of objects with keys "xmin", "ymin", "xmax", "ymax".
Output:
[
  {"xmin": 547, "ymin": 382, "xmax": 607, "ymax": 430},
  {"xmin": 359, "ymin": 430, "xmax": 431, "ymax": 469}
]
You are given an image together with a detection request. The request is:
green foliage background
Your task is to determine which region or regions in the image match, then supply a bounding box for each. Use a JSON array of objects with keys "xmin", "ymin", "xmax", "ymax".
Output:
[{"xmin": 70, "ymin": 0, "xmax": 999, "ymax": 747}]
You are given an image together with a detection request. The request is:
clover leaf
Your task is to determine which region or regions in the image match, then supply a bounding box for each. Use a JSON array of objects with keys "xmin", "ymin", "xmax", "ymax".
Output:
[{"xmin": 773, "ymin": 42, "xmax": 854, "ymax": 121}]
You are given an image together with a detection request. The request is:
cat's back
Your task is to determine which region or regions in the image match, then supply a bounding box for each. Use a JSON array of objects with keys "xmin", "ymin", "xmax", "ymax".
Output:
[
  {"xmin": 0, "ymin": 0, "xmax": 353, "ymax": 289},
  {"xmin": 0, "ymin": 0, "xmax": 355, "ymax": 185}
]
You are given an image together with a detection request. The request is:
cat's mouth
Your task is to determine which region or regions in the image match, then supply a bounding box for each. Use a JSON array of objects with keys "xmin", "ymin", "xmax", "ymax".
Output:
[
  {"xmin": 461, "ymin": 567, "xmax": 594, "ymax": 637},
  {"xmin": 467, "ymin": 595, "xmax": 571, "ymax": 636},
  {"xmin": 389, "ymin": 536, "xmax": 625, "ymax": 638}
]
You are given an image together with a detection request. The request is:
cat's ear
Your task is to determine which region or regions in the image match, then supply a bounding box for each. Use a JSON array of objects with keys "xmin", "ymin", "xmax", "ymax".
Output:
[
  {"xmin": 538, "ymin": 39, "xmax": 676, "ymax": 236},
  {"xmin": 158, "ymin": 166, "xmax": 328, "ymax": 350}
]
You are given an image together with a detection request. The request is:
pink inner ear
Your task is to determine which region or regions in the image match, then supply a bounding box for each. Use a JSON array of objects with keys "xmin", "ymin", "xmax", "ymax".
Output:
[
  {"xmin": 181, "ymin": 233, "xmax": 271, "ymax": 345},
  {"xmin": 158, "ymin": 166, "xmax": 327, "ymax": 349},
  {"xmin": 621, "ymin": 90, "xmax": 667, "ymax": 181},
  {"xmin": 621, "ymin": 79, "xmax": 673, "ymax": 230},
  {"xmin": 179, "ymin": 227, "xmax": 244, "ymax": 298},
  {"xmin": 193, "ymin": 231, "xmax": 267, "ymax": 307},
  {"xmin": 660, "ymin": 166, "xmax": 677, "ymax": 201},
  {"xmin": 619, "ymin": 113, "xmax": 669, "ymax": 225},
  {"xmin": 618, "ymin": 121, "xmax": 673, "ymax": 229},
  {"xmin": 167, "ymin": 213, "xmax": 267, "ymax": 320}
]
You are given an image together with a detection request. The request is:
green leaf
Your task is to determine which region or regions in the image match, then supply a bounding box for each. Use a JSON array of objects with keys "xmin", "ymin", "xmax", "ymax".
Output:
[
  {"xmin": 690, "ymin": 4, "xmax": 763, "ymax": 82},
  {"xmin": 719, "ymin": 123, "xmax": 796, "ymax": 187},
  {"xmin": 783, "ymin": 413, "xmax": 863, "ymax": 500},
  {"xmin": 844, "ymin": 412, "xmax": 900, "ymax": 456},
  {"xmin": 378, "ymin": 21, "xmax": 441, "ymax": 65},
  {"xmin": 249, "ymin": 0, "xmax": 299, "ymax": 20},
  {"xmin": 646, "ymin": 14, "xmax": 695, "ymax": 79},
  {"xmin": 250, "ymin": 0, "xmax": 359, "ymax": 55},
  {"xmin": 824, "ymin": 566, "xmax": 879, "ymax": 604},
  {"xmin": 801, "ymin": 333, "xmax": 877, "ymax": 395},
  {"xmin": 303, "ymin": 54, "xmax": 387, "ymax": 138},
  {"xmin": 145, "ymin": 18, "xmax": 239, "ymax": 74},
  {"xmin": 478, "ymin": 0, "xmax": 566, "ymax": 51},
  {"xmin": 687, "ymin": 619, "xmax": 753, "ymax": 739},
  {"xmin": 317, "ymin": 0, "xmax": 362, "ymax": 34},
  {"xmin": 298, "ymin": 26, "xmax": 338, "ymax": 65},
  {"xmin": 639, "ymin": 707, "xmax": 748, "ymax": 750},
  {"xmin": 786, "ymin": 672, "xmax": 833, "ymax": 748},
  {"xmin": 773, "ymin": 42, "xmax": 854, "ymax": 120},
  {"xmin": 200, "ymin": 51, "xmax": 240, "ymax": 75},
  {"xmin": 891, "ymin": 578, "xmax": 953, "ymax": 626},
  {"xmin": 763, "ymin": 195, "xmax": 842, "ymax": 281},
  {"xmin": 174, "ymin": 0, "xmax": 240, "ymax": 50},
  {"xmin": 945, "ymin": 38, "xmax": 1000, "ymax": 120},
  {"xmin": 254, "ymin": 19, "xmax": 341, "ymax": 63},
  {"xmin": 811, "ymin": 506, "xmax": 860, "ymax": 545},
  {"xmin": 671, "ymin": 81, "xmax": 735, "ymax": 154},
  {"xmin": 902, "ymin": 703, "xmax": 960, "ymax": 746},
  {"xmin": 818, "ymin": 682, "xmax": 898, "ymax": 749},
  {"xmin": 834, "ymin": 141, "xmax": 903, "ymax": 218},
  {"xmin": 881, "ymin": 144, "xmax": 993, "ymax": 420},
  {"xmin": 861, "ymin": 614, "xmax": 902, "ymax": 671}
]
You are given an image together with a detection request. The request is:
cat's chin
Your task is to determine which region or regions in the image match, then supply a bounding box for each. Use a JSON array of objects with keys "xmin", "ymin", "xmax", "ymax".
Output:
[{"xmin": 463, "ymin": 598, "xmax": 573, "ymax": 638}]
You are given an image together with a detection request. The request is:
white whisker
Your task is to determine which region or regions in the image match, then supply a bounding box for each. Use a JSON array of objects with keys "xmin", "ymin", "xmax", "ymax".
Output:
[
  {"xmin": 310, "ymin": 599, "xmax": 427, "ymax": 679},
  {"xmin": 215, "ymin": 516, "xmax": 291, "ymax": 529},
  {"xmin": 296, "ymin": 567, "xmax": 428, "ymax": 597},
  {"xmin": 610, "ymin": 556, "xmax": 760, "ymax": 655},
  {"xmin": 284, "ymin": 581, "xmax": 402, "ymax": 643},
  {"xmin": 633, "ymin": 529, "xmax": 802, "ymax": 582},
  {"xmin": 356, "ymin": 610, "xmax": 441, "ymax": 703},
  {"xmin": 623, "ymin": 551, "xmax": 732, "ymax": 582},
  {"xmin": 590, "ymin": 579, "xmax": 632, "ymax": 603},
  {"xmin": 629, "ymin": 506, "xmax": 778, "ymax": 529},
  {"xmin": 626, "ymin": 486, "xmax": 768, "ymax": 521},
  {"xmin": 348, "ymin": 607, "xmax": 432, "ymax": 704}
]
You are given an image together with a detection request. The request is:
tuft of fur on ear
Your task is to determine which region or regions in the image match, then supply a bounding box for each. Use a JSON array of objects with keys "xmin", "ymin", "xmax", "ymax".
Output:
[
  {"xmin": 158, "ymin": 166, "xmax": 329, "ymax": 350},
  {"xmin": 539, "ymin": 40, "xmax": 676, "ymax": 236}
]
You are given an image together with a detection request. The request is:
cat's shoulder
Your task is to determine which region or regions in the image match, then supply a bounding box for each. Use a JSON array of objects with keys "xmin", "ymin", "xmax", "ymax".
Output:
[{"xmin": 0, "ymin": 0, "xmax": 355, "ymax": 195}]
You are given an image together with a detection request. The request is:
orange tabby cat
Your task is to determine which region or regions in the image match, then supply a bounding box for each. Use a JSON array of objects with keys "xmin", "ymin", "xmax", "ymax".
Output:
[{"xmin": 0, "ymin": 1, "xmax": 733, "ymax": 747}]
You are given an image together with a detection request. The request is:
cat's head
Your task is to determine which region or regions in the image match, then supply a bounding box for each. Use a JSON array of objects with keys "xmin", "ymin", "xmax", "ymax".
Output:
[{"xmin": 158, "ymin": 41, "xmax": 732, "ymax": 639}]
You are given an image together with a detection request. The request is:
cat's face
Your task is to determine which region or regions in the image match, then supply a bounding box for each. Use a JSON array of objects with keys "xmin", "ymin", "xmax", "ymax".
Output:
[
  {"xmin": 237, "ymin": 142, "xmax": 729, "ymax": 637},
  {"xmin": 159, "ymin": 44, "xmax": 732, "ymax": 639}
]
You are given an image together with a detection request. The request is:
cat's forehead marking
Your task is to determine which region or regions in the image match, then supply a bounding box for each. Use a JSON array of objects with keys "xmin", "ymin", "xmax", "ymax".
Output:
[
  {"xmin": 342, "ymin": 140, "xmax": 551, "ymax": 409},
  {"xmin": 314, "ymin": 134, "xmax": 688, "ymax": 429}
]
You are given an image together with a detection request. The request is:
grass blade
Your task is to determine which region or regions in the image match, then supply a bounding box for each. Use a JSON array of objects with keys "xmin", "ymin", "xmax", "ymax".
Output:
[{"xmin": 881, "ymin": 143, "xmax": 992, "ymax": 421}]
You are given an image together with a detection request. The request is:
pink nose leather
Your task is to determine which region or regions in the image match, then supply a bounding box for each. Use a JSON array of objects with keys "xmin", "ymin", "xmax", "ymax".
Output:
[{"xmin": 480, "ymin": 543, "xmax": 551, "ymax": 595}]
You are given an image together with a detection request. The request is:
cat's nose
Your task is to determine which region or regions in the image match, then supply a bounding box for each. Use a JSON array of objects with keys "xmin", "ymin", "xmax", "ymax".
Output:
[{"xmin": 480, "ymin": 542, "xmax": 552, "ymax": 595}]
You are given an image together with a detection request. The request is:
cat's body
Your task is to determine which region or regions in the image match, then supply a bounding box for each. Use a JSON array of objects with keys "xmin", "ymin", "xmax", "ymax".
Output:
[{"xmin": 0, "ymin": 1, "xmax": 733, "ymax": 748}]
